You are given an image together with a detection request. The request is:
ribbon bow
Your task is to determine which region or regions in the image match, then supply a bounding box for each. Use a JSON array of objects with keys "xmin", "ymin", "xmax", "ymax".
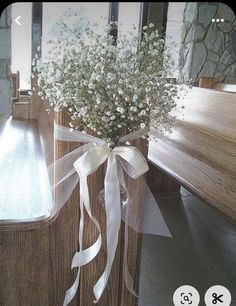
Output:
[{"xmin": 48, "ymin": 124, "xmax": 171, "ymax": 306}]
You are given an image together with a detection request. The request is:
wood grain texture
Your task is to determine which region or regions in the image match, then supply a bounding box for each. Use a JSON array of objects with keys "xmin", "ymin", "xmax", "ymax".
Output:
[
  {"xmin": 148, "ymin": 86, "xmax": 236, "ymax": 223},
  {"xmin": 0, "ymin": 109, "xmax": 147, "ymax": 306},
  {"xmin": 79, "ymin": 128, "xmax": 148, "ymax": 306},
  {"xmin": 12, "ymin": 101, "xmax": 31, "ymax": 120},
  {"xmin": 199, "ymin": 77, "xmax": 236, "ymax": 93},
  {"xmin": 214, "ymin": 83, "xmax": 236, "ymax": 93},
  {"xmin": 30, "ymin": 76, "xmax": 46, "ymax": 119},
  {"xmin": 147, "ymin": 161, "xmax": 181, "ymax": 195},
  {"xmin": 0, "ymin": 110, "xmax": 80, "ymax": 306},
  {"xmin": 0, "ymin": 116, "xmax": 52, "ymax": 223},
  {"xmin": 10, "ymin": 71, "xmax": 20, "ymax": 101},
  {"xmin": 173, "ymin": 87, "xmax": 236, "ymax": 141},
  {"xmin": 120, "ymin": 138, "xmax": 147, "ymax": 306},
  {"xmin": 37, "ymin": 99, "xmax": 55, "ymax": 165},
  {"xmin": 199, "ymin": 77, "xmax": 219, "ymax": 89}
]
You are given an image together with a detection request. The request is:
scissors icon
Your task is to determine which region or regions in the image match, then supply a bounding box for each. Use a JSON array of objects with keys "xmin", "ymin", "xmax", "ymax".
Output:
[{"xmin": 212, "ymin": 293, "xmax": 223, "ymax": 304}]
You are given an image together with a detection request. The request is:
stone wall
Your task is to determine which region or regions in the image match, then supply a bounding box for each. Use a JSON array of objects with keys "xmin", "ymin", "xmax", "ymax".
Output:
[
  {"xmin": 0, "ymin": 6, "xmax": 12, "ymax": 116},
  {"xmin": 179, "ymin": 2, "xmax": 236, "ymax": 83}
]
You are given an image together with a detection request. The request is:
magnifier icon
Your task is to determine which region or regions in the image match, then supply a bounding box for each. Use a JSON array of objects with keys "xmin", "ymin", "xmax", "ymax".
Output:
[
  {"xmin": 174, "ymin": 286, "xmax": 200, "ymax": 306},
  {"xmin": 184, "ymin": 295, "xmax": 190, "ymax": 302}
]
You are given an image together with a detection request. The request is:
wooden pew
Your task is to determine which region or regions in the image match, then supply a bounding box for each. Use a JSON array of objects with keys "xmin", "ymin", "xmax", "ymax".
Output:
[
  {"xmin": 2, "ymin": 79, "xmax": 235, "ymax": 305},
  {"xmin": 148, "ymin": 86, "xmax": 236, "ymax": 224},
  {"xmin": 10, "ymin": 71, "xmax": 20, "ymax": 102},
  {"xmin": 199, "ymin": 77, "xmax": 236, "ymax": 93},
  {"xmin": 0, "ymin": 108, "xmax": 146, "ymax": 306},
  {"xmin": 11, "ymin": 71, "xmax": 32, "ymax": 119},
  {"xmin": 37, "ymin": 99, "xmax": 55, "ymax": 165}
]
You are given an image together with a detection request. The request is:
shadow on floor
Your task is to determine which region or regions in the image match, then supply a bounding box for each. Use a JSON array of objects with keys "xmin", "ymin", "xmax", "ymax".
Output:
[{"xmin": 139, "ymin": 188, "xmax": 236, "ymax": 306}]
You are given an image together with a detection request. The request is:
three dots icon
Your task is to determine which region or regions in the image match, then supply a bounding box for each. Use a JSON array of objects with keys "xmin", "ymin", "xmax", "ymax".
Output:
[{"xmin": 212, "ymin": 18, "xmax": 224, "ymax": 23}]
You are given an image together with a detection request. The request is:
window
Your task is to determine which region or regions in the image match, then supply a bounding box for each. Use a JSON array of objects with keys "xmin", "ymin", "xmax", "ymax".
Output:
[
  {"xmin": 42, "ymin": 2, "xmax": 109, "ymax": 60},
  {"xmin": 118, "ymin": 2, "xmax": 141, "ymax": 38},
  {"xmin": 11, "ymin": 2, "xmax": 32, "ymax": 89}
]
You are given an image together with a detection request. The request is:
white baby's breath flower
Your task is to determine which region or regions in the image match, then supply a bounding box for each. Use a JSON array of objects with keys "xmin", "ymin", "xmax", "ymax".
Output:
[
  {"xmin": 118, "ymin": 88, "xmax": 123, "ymax": 95},
  {"xmin": 130, "ymin": 106, "xmax": 137, "ymax": 112},
  {"xmin": 88, "ymin": 83, "xmax": 95, "ymax": 89},
  {"xmin": 96, "ymin": 75, "xmax": 102, "ymax": 82},
  {"xmin": 117, "ymin": 107, "xmax": 125, "ymax": 114},
  {"xmin": 102, "ymin": 116, "xmax": 110, "ymax": 123},
  {"xmin": 133, "ymin": 94, "xmax": 138, "ymax": 102},
  {"xmin": 33, "ymin": 17, "xmax": 179, "ymax": 145}
]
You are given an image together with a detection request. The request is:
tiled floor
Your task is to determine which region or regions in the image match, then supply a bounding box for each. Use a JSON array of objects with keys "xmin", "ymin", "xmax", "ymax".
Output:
[{"xmin": 139, "ymin": 188, "xmax": 236, "ymax": 306}]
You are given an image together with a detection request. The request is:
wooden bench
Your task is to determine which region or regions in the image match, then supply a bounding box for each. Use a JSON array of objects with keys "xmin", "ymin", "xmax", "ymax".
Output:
[
  {"xmin": 0, "ymin": 108, "xmax": 146, "ymax": 306},
  {"xmin": 11, "ymin": 71, "xmax": 32, "ymax": 119},
  {"xmin": 1, "ymin": 83, "xmax": 236, "ymax": 306},
  {"xmin": 199, "ymin": 77, "xmax": 236, "ymax": 93},
  {"xmin": 148, "ymin": 86, "xmax": 236, "ymax": 224}
]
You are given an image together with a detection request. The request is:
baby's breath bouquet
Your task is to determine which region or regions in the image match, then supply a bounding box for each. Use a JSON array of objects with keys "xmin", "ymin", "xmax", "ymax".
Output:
[
  {"xmin": 32, "ymin": 16, "xmax": 183, "ymax": 304},
  {"xmin": 33, "ymin": 17, "xmax": 180, "ymax": 147}
]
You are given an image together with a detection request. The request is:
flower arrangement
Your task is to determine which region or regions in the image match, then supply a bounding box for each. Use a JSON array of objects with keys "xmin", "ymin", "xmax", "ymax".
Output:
[
  {"xmin": 31, "ymin": 15, "xmax": 185, "ymax": 305},
  {"xmin": 32, "ymin": 16, "xmax": 182, "ymax": 147}
]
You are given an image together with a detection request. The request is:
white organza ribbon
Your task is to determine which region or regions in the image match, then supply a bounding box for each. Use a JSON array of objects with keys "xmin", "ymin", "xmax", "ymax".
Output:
[{"xmin": 48, "ymin": 124, "xmax": 172, "ymax": 306}]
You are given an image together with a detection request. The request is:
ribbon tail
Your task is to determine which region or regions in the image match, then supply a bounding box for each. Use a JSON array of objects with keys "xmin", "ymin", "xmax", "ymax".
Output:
[
  {"xmin": 93, "ymin": 154, "xmax": 121, "ymax": 303},
  {"xmin": 63, "ymin": 187, "xmax": 85, "ymax": 306},
  {"xmin": 63, "ymin": 176, "xmax": 103, "ymax": 305},
  {"xmin": 63, "ymin": 269, "xmax": 81, "ymax": 306},
  {"xmin": 74, "ymin": 176, "xmax": 102, "ymax": 269},
  {"xmin": 123, "ymin": 208, "xmax": 138, "ymax": 297},
  {"xmin": 118, "ymin": 163, "xmax": 138, "ymax": 297}
]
